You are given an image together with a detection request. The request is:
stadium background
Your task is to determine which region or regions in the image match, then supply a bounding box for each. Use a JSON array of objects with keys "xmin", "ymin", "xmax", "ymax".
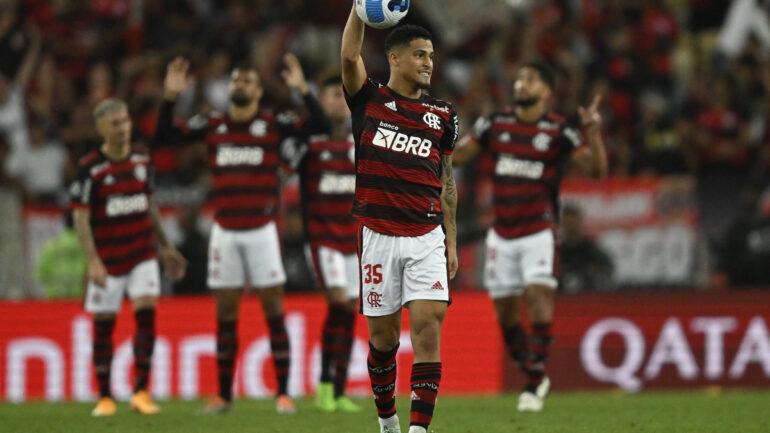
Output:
[{"xmin": 1, "ymin": 0, "xmax": 770, "ymax": 403}]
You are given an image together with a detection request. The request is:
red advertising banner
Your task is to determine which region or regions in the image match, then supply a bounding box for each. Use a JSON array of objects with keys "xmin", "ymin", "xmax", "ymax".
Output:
[
  {"xmin": 561, "ymin": 177, "xmax": 700, "ymax": 286},
  {"xmin": 0, "ymin": 293, "xmax": 501, "ymax": 402},
  {"xmin": 2, "ymin": 292, "xmax": 769, "ymax": 402}
]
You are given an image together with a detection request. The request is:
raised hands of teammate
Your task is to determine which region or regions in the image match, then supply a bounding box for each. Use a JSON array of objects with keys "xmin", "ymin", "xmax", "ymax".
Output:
[
  {"xmin": 578, "ymin": 94, "xmax": 603, "ymax": 135},
  {"xmin": 163, "ymin": 57, "xmax": 195, "ymax": 101},
  {"xmin": 281, "ymin": 53, "xmax": 310, "ymax": 95}
]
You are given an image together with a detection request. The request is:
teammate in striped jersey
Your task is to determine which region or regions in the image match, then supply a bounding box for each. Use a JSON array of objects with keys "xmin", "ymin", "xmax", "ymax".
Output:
[
  {"xmin": 293, "ymin": 76, "xmax": 361, "ymax": 413},
  {"xmin": 71, "ymin": 98, "xmax": 186, "ymax": 417},
  {"xmin": 342, "ymin": 9, "xmax": 459, "ymax": 433},
  {"xmin": 156, "ymin": 55, "xmax": 327, "ymax": 414},
  {"xmin": 453, "ymin": 62, "xmax": 608, "ymax": 412}
]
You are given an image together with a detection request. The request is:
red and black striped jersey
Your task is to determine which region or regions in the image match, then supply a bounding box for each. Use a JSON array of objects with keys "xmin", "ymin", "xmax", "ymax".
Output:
[
  {"xmin": 345, "ymin": 78, "xmax": 459, "ymax": 237},
  {"xmin": 155, "ymin": 96, "xmax": 327, "ymax": 231},
  {"xmin": 472, "ymin": 109, "xmax": 583, "ymax": 239},
  {"xmin": 70, "ymin": 146, "xmax": 157, "ymax": 276},
  {"xmin": 296, "ymin": 133, "xmax": 358, "ymax": 254}
]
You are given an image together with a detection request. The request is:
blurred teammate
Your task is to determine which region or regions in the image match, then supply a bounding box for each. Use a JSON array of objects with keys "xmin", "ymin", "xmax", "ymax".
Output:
[
  {"xmin": 453, "ymin": 62, "xmax": 607, "ymax": 411},
  {"xmin": 71, "ymin": 98, "xmax": 186, "ymax": 417},
  {"xmin": 293, "ymin": 76, "xmax": 361, "ymax": 413},
  {"xmin": 155, "ymin": 54, "xmax": 327, "ymax": 414},
  {"xmin": 341, "ymin": 9, "xmax": 459, "ymax": 433}
]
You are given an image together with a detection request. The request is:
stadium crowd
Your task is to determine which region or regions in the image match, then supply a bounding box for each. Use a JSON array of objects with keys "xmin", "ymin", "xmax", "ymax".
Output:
[{"xmin": 2, "ymin": 0, "xmax": 770, "ymax": 297}]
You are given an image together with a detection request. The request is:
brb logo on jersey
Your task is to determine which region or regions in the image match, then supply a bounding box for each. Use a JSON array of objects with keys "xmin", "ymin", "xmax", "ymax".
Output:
[
  {"xmin": 318, "ymin": 173, "xmax": 356, "ymax": 194},
  {"xmin": 373, "ymin": 122, "xmax": 433, "ymax": 157},
  {"xmin": 423, "ymin": 112, "xmax": 442, "ymax": 130},
  {"xmin": 216, "ymin": 146, "xmax": 264, "ymax": 166},
  {"xmin": 106, "ymin": 193, "xmax": 149, "ymax": 217}
]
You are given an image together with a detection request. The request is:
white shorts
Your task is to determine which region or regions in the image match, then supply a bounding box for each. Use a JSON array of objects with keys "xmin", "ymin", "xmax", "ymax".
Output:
[
  {"xmin": 484, "ymin": 228, "xmax": 558, "ymax": 299},
  {"xmin": 207, "ymin": 221, "xmax": 287, "ymax": 289},
  {"xmin": 359, "ymin": 225, "xmax": 449, "ymax": 317},
  {"xmin": 84, "ymin": 259, "xmax": 160, "ymax": 314},
  {"xmin": 306, "ymin": 245, "xmax": 359, "ymax": 299}
]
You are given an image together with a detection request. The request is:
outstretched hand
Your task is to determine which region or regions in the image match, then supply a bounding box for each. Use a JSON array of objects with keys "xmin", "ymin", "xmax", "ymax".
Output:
[
  {"xmin": 281, "ymin": 53, "xmax": 309, "ymax": 95},
  {"xmin": 578, "ymin": 94, "xmax": 603, "ymax": 134},
  {"xmin": 164, "ymin": 57, "xmax": 195, "ymax": 100}
]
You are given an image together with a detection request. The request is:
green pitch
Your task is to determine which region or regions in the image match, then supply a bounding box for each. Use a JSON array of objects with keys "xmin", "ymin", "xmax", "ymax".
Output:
[{"xmin": 2, "ymin": 391, "xmax": 768, "ymax": 432}]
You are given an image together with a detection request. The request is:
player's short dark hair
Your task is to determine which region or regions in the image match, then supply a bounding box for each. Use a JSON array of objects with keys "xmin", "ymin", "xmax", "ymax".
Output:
[
  {"xmin": 321, "ymin": 75, "xmax": 343, "ymax": 90},
  {"xmin": 231, "ymin": 60, "xmax": 258, "ymax": 75},
  {"xmin": 384, "ymin": 25, "xmax": 433, "ymax": 54},
  {"xmin": 520, "ymin": 61, "xmax": 556, "ymax": 89}
]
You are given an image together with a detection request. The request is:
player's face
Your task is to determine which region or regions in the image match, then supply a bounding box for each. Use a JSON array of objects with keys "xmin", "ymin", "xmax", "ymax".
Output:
[
  {"xmin": 514, "ymin": 67, "xmax": 551, "ymax": 106},
  {"xmin": 394, "ymin": 39, "xmax": 434, "ymax": 90},
  {"xmin": 229, "ymin": 69, "xmax": 263, "ymax": 107},
  {"xmin": 97, "ymin": 108, "xmax": 132, "ymax": 146},
  {"xmin": 319, "ymin": 85, "xmax": 350, "ymax": 120}
]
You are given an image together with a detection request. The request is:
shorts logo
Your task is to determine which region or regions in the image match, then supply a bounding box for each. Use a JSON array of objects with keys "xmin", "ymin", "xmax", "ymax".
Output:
[
  {"xmin": 431, "ymin": 281, "xmax": 444, "ymax": 291},
  {"xmin": 423, "ymin": 112, "xmax": 442, "ymax": 130},
  {"xmin": 367, "ymin": 291, "xmax": 383, "ymax": 308}
]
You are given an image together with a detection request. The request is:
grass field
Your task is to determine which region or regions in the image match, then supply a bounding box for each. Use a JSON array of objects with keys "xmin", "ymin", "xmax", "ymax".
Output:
[{"xmin": 2, "ymin": 390, "xmax": 768, "ymax": 433}]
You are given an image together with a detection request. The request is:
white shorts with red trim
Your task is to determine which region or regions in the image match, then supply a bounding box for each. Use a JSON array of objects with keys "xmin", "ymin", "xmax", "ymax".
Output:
[
  {"xmin": 84, "ymin": 259, "xmax": 160, "ymax": 313},
  {"xmin": 359, "ymin": 225, "xmax": 449, "ymax": 316},
  {"xmin": 207, "ymin": 221, "xmax": 287, "ymax": 289},
  {"xmin": 305, "ymin": 244, "xmax": 359, "ymax": 299},
  {"xmin": 484, "ymin": 228, "xmax": 558, "ymax": 298}
]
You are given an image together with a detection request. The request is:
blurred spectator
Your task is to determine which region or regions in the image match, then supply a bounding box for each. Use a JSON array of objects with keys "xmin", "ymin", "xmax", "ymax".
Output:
[
  {"xmin": 634, "ymin": 91, "xmax": 690, "ymax": 174},
  {"xmin": 16, "ymin": 115, "xmax": 68, "ymax": 203},
  {"xmin": 717, "ymin": 186, "xmax": 770, "ymax": 287},
  {"xmin": 35, "ymin": 212, "xmax": 86, "ymax": 299},
  {"xmin": 172, "ymin": 206, "xmax": 207, "ymax": 295},
  {"xmin": 559, "ymin": 204, "xmax": 614, "ymax": 292}
]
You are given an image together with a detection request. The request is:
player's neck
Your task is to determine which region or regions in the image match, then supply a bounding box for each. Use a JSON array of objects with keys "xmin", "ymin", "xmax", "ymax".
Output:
[
  {"xmin": 514, "ymin": 104, "xmax": 547, "ymax": 124},
  {"xmin": 331, "ymin": 119, "xmax": 348, "ymax": 140},
  {"xmin": 101, "ymin": 141, "xmax": 130, "ymax": 162},
  {"xmin": 387, "ymin": 77, "xmax": 422, "ymax": 100},
  {"xmin": 229, "ymin": 102, "xmax": 259, "ymax": 122}
]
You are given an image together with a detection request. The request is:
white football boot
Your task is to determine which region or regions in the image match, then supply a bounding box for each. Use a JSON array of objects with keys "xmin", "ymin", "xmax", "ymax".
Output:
[{"xmin": 379, "ymin": 414, "xmax": 402, "ymax": 433}]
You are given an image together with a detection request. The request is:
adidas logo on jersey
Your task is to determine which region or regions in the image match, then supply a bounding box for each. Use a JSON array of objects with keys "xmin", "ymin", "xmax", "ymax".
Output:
[
  {"xmin": 372, "ymin": 127, "xmax": 433, "ymax": 158},
  {"xmin": 385, "ymin": 101, "xmax": 397, "ymax": 111},
  {"xmin": 431, "ymin": 281, "xmax": 444, "ymax": 291}
]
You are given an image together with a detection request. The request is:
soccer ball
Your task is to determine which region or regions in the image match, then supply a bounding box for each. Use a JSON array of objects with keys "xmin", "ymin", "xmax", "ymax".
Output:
[{"xmin": 355, "ymin": 0, "xmax": 410, "ymax": 29}]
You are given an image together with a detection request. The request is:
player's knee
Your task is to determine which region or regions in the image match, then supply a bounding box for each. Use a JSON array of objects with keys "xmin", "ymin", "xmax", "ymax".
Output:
[
  {"xmin": 326, "ymin": 288, "xmax": 349, "ymax": 306},
  {"xmin": 370, "ymin": 327, "xmax": 400, "ymax": 351},
  {"xmin": 411, "ymin": 321, "xmax": 441, "ymax": 357},
  {"xmin": 258, "ymin": 287, "xmax": 285, "ymax": 317},
  {"xmin": 215, "ymin": 291, "xmax": 241, "ymax": 321}
]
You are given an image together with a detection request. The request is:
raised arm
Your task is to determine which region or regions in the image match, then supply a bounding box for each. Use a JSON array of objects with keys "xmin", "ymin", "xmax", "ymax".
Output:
[
  {"xmin": 570, "ymin": 94, "xmax": 608, "ymax": 179},
  {"xmin": 155, "ymin": 58, "xmax": 205, "ymax": 144},
  {"xmin": 341, "ymin": 6, "xmax": 367, "ymax": 96},
  {"xmin": 441, "ymin": 153, "xmax": 459, "ymax": 279},
  {"xmin": 281, "ymin": 53, "xmax": 331, "ymax": 135},
  {"xmin": 452, "ymin": 134, "xmax": 483, "ymax": 166}
]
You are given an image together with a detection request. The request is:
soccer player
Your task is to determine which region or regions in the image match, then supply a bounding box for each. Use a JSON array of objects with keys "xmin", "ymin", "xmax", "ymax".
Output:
[
  {"xmin": 453, "ymin": 62, "xmax": 607, "ymax": 412},
  {"xmin": 71, "ymin": 98, "xmax": 186, "ymax": 417},
  {"xmin": 341, "ymin": 9, "xmax": 459, "ymax": 433},
  {"xmin": 156, "ymin": 54, "xmax": 326, "ymax": 414},
  {"xmin": 293, "ymin": 76, "xmax": 361, "ymax": 413}
]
